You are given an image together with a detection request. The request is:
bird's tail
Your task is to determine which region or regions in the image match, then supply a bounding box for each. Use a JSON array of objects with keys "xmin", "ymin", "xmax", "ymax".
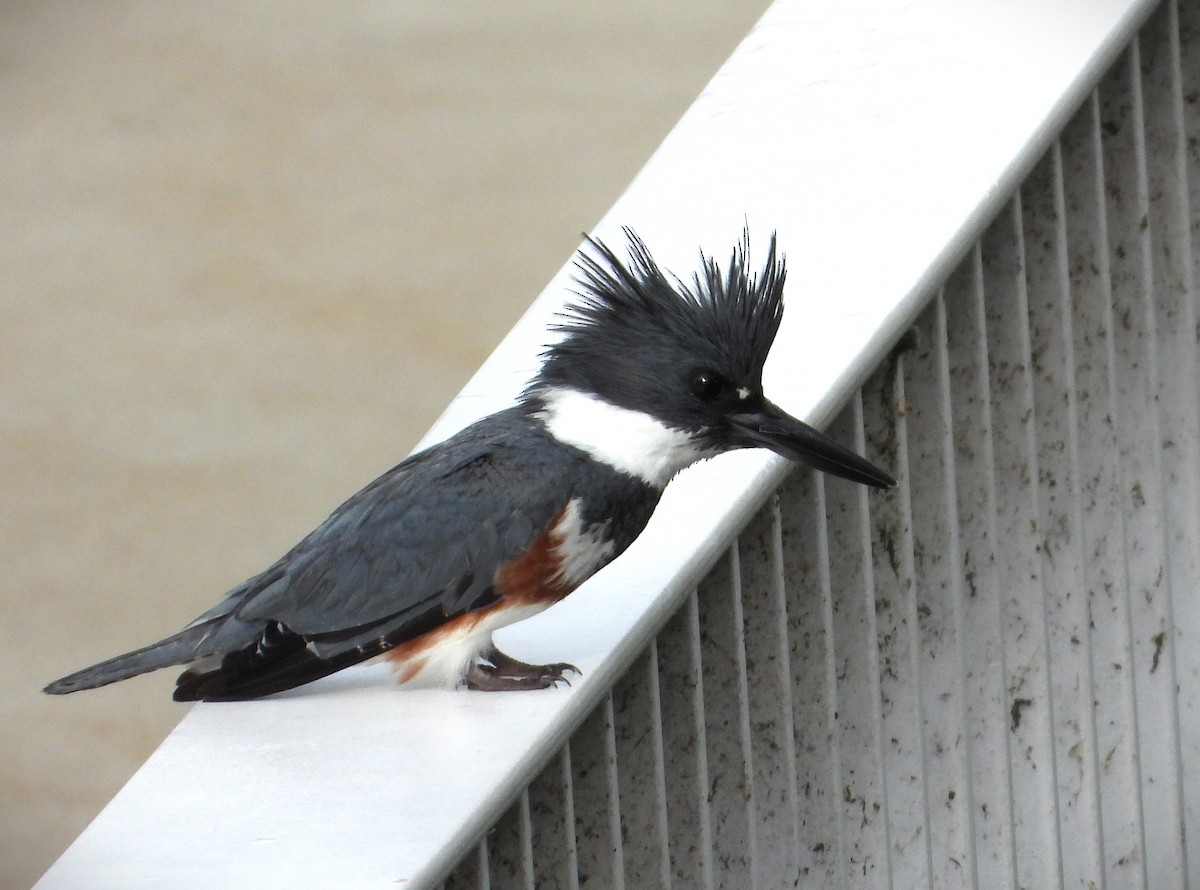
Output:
[{"xmin": 43, "ymin": 623, "xmax": 215, "ymax": 695}]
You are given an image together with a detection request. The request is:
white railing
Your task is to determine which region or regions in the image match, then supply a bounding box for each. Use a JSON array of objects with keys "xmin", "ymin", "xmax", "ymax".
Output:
[{"xmin": 37, "ymin": 0, "xmax": 1197, "ymax": 887}]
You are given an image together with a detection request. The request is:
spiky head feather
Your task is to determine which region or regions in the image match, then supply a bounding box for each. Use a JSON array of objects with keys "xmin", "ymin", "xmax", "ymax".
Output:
[{"xmin": 530, "ymin": 228, "xmax": 786, "ymax": 416}]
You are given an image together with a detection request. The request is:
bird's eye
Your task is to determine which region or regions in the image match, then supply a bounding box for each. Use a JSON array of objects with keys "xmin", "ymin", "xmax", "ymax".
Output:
[{"xmin": 691, "ymin": 371, "xmax": 727, "ymax": 403}]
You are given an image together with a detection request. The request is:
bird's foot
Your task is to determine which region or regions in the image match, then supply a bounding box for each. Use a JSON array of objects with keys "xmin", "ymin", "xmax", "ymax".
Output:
[{"xmin": 464, "ymin": 645, "xmax": 580, "ymax": 692}]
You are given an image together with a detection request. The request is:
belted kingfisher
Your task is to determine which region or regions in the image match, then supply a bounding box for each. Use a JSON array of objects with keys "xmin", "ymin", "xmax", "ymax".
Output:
[{"xmin": 45, "ymin": 230, "xmax": 894, "ymax": 702}]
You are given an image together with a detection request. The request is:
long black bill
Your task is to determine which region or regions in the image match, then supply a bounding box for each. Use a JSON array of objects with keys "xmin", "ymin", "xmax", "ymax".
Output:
[{"xmin": 729, "ymin": 400, "xmax": 896, "ymax": 489}]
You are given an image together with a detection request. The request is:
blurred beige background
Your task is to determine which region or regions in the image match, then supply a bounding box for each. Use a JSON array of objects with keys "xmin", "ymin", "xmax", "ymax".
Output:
[{"xmin": 0, "ymin": 2, "xmax": 768, "ymax": 886}]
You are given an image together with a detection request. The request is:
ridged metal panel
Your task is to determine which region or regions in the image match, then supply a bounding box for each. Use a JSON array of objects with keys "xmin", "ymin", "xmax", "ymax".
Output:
[{"xmin": 444, "ymin": 2, "xmax": 1198, "ymax": 886}]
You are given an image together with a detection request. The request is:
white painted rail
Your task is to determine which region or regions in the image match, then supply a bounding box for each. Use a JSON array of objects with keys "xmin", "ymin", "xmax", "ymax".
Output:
[{"xmin": 37, "ymin": 0, "xmax": 1198, "ymax": 887}]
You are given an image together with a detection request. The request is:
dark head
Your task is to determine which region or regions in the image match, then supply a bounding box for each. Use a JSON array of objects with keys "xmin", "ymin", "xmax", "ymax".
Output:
[{"xmin": 526, "ymin": 229, "xmax": 895, "ymax": 490}]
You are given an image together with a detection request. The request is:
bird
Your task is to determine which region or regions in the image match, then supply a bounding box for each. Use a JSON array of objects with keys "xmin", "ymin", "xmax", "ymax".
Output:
[{"xmin": 44, "ymin": 229, "xmax": 895, "ymax": 702}]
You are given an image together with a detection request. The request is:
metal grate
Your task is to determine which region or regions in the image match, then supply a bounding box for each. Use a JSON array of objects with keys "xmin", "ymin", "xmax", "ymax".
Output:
[{"xmin": 442, "ymin": 2, "xmax": 1199, "ymax": 887}]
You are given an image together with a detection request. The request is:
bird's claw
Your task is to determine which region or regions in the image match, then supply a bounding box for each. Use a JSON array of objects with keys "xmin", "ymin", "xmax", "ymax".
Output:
[{"xmin": 464, "ymin": 647, "xmax": 582, "ymax": 692}]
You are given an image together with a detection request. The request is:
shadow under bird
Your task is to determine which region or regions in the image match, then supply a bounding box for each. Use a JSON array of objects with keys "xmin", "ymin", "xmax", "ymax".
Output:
[{"xmin": 45, "ymin": 230, "xmax": 895, "ymax": 702}]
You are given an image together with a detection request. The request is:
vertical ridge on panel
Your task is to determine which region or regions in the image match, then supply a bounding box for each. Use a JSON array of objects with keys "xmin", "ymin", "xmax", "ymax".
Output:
[
  {"xmin": 481, "ymin": 841, "xmax": 492, "ymax": 890},
  {"xmin": 611, "ymin": 646, "xmax": 670, "ymax": 888},
  {"xmin": 1100, "ymin": 41, "xmax": 1173, "ymax": 886},
  {"xmin": 980, "ymin": 196, "xmax": 1063, "ymax": 887},
  {"xmin": 1020, "ymin": 140, "xmax": 1107, "ymax": 886},
  {"xmin": 691, "ymin": 592, "xmax": 717, "ymax": 890},
  {"xmin": 655, "ymin": 591, "xmax": 714, "ymax": 889},
  {"xmin": 559, "ymin": 748, "xmax": 581, "ymax": 890},
  {"xmin": 737, "ymin": 501, "xmax": 802, "ymax": 885},
  {"xmin": 521, "ymin": 746, "xmax": 579, "ymax": 889},
  {"xmin": 696, "ymin": 548, "xmax": 755, "ymax": 887},
  {"xmin": 1127, "ymin": 32, "xmax": 1187, "ymax": 884},
  {"xmin": 568, "ymin": 699, "xmax": 623, "ymax": 888},
  {"xmin": 1070, "ymin": 84, "xmax": 1148, "ymax": 887},
  {"xmin": 768, "ymin": 498, "xmax": 804, "ymax": 878},
  {"xmin": 484, "ymin": 791, "xmax": 535, "ymax": 889},
  {"xmin": 730, "ymin": 542, "xmax": 761, "ymax": 887},
  {"xmin": 942, "ymin": 245, "xmax": 1018, "ymax": 886},
  {"xmin": 778, "ymin": 467, "xmax": 848, "ymax": 887},
  {"xmin": 898, "ymin": 293, "xmax": 980, "ymax": 887},
  {"xmin": 1140, "ymin": 4, "xmax": 1200, "ymax": 882},
  {"xmin": 863, "ymin": 347, "xmax": 933, "ymax": 888},
  {"xmin": 518, "ymin": 792, "xmax": 534, "ymax": 890},
  {"xmin": 1060, "ymin": 101, "xmax": 1113, "ymax": 887},
  {"xmin": 646, "ymin": 640, "xmax": 673, "ymax": 889},
  {"xmin": 932, "ymin": 291, "xmax": 982, "ymax": 888},
  {"xmin": 823, "ymin": 395, "xmax": 891, "ymax": 887},
  {"xmin": 1171, "ymin": 0, "xmax": 1200, "ymax": 873},
  {"xmin": 603, "ymin": 695, "xmax": 627, "ymax": 890}
]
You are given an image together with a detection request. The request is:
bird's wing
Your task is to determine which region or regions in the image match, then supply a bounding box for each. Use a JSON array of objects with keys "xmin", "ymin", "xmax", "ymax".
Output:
[{"xmin": 232, "ymin": 414, "xmax": 576, "ymax": 642}]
